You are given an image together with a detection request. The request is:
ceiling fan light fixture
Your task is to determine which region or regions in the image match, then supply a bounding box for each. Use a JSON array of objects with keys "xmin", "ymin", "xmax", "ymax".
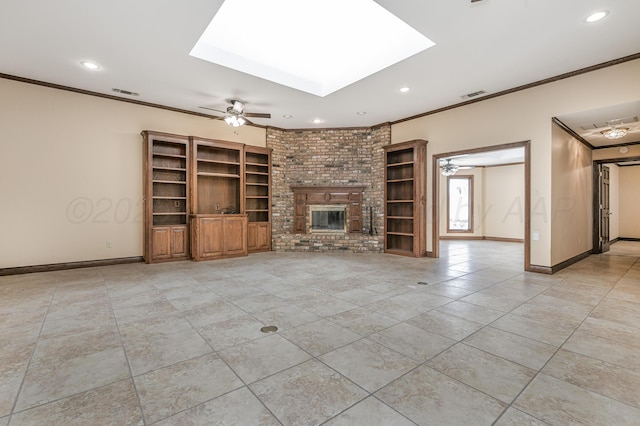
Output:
[
  {"xmin": 440, "ymin": 159, "xmax": 459, "ymax": 176},
  {"xmin": 224, "ymin": 114, "xmax": 246, "ymax": 127},
  {"xmin": 601, "ymin": 127, "xmax": 628, "ymax": 139}
]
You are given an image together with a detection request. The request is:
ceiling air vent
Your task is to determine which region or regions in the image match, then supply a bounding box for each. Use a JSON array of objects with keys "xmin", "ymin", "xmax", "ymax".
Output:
[
  {"xmin": 579, "ymin": 115, "xmax": 638, "ymax": 130},
  {"xmin": 460, "ymin": 90, "xmax": 487, "ymax": 100},
  {"xmin": 112, "ymin": 88, "xmax": 140, "ymax": 97}
]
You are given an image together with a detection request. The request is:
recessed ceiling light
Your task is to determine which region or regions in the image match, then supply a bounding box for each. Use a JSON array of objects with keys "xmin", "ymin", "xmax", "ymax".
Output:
[
  {"xmin": 283, "ymin": 114, "xmax": 293, "ymax": 119},
  {"xmin": 80, "ymin": 61, "xmax": 100, "ymax": 70},
  {"xmin": 400, "ymin": 87, "xmax": 410, "ymax": 93},
  {"xmin": 356, "ymin": 111, "xmax": 367, "ymax": 116},
  {"xmin": 312, "ymin": 119, "xmax": 323, "ymax": 124},
  {"xmin": 190, "ymin": 0, "xmax": 435, "ymax": 97},
  {"xmin": 586, "ymin": 10, "xmax": 608, "ymax": 23}
]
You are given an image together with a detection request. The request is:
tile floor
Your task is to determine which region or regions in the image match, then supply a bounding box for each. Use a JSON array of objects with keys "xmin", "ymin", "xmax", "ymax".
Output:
[{"xmin": 1, "ymin": 240, "xmax": 639, "ymax": 425}]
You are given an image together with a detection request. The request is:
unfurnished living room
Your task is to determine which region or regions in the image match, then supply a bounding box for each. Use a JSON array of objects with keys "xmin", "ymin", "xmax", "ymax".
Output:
[{"xmin": 1, "ymin": 1, "xmax": 640, "ymax": 425}]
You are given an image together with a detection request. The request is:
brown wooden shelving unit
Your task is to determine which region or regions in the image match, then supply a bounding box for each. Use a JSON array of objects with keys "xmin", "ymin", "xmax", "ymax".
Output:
[
  {"xmin": 142, "ymin": 131, "xmax": 190, "ymax": 263},
  {"xmin": 384, "ymin": 140, "xmax": 427, "ymax": 257}
]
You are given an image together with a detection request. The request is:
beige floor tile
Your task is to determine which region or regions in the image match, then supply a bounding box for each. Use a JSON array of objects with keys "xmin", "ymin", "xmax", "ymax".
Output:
[
  {"xmin": 460, "ymin": 292, "xmax": 524, "ymax": 312},
  {"xmin": 509, "ymin": 302, "xmax": 584, "ymax": 329},
  {"xmin": 324, "ymin": 396, "xmax": 415, "ymax": 426},
  {"xmin": 281, "ymin": 319, "xmax": 362, "ymax": 356},
  {"xmin": 113, "ymin": 299, "xmax": 178, "ymax": 324},
  {"xmin": 0, "ymin": 359, "xmax": 28, "ymax": 417},
  {"xmin": 229, "ymin": 293, "xmax": 287, "ymax": 314},
  {"xmin": 407, "ymin": 310, "xmax": 483, "ymax": 341},
  {"xmin": 250, "ymin": 359, "xmax": 367, "ymax": 426},
  {"xmin": 421, "ymin": 282, "xmax": 475, "ymax": 298},
  {"xmin": 320, "ymin": 338, "xmax": 417, "ymax": 392},
  {"xmin": 436, "ymin": 301, "xmax": 504, "ymax": 324},
  {"xmin": 9, "ymin": 379, "xmax": 142, "ymax": 426},
  {"xmin": 218, "ymin": 333, "xmax": 311, "ymax": 384},
  {"xmin": 183, "ymin": 301, "xmax": 247, "ymax": 327},
  {"xmin": 154, "ymin": 387, "xmax": 280, "ymax": 426},
  {"xmin": 0, "ymin": 416, "xmax": 6, "ymax": 426},
  {"xmin": 30, "ymin": 327, "xmax": 121, "ymax": 368},
  {"xmin": 589, "ymin": 298, "xmax": 640, "ymax": 329},
  {"xmin": 369, "ymin": 322, "xmax": 455, "ymax": 362},
  {"xmin": 376, "ymin": 365, "xmax": 506, "ymax": 426},
  {"xmin": 463, "ymin": 327, "xmax": 556, "ymax": 370},
  {"xmin": 514, "ymin": 374, "xmax": 640, "ymax": 425},
  {"xmin": 15, "ymin": 347, "xmax": 130, "ymax": 412},
  {"xmin": 294, "ymin": 294, "xmax": 359, "ymax": 317},
  {"xmin": 333, "ymin": 288, "xmax": 389, "ymax": 305},
  {"xmin": 39, "ymin": 311, "xmax": 116, "ymax": 340},
  {"xmin": 562, "ymin": 317, "xmax": 640, "ymax": 371},
  {"xmin": 134, "ymin": 353, "xmax": 243, "ymax": 423},
  {"xmin": 118, "ymin": 313, "xmax": 193, "ymax": 341},
  {"xmin": 124, "ymin": 329, "xmax": 213, "ymax": 376},
  {"xmin": 389, "ymin": 291, "xmax": 453, "ymax": 313},
  {"xmin": 364, "ymin": 298, "xmax": 423, "ymax": 321},
  {"xmin": 427, "ymin": 343, "xmax": 536, "ymax": 403},
  {"xmin": 327, "ymin": 307, "xmax": 399, "ymax": 336},
  {"xmin": 490, "ymin": 313, "xmax": 574, "ymax": 347},
  {"xmin": 528, "ymin": 294, "xmax": 595, "ymax": 317},
  {"xmin": 494, "ymin": 408, "xmax": 550, "ymax": 425},
  {"xmin": 251, "ymin": 304, "xmax": 320, "ymax": 331},
  {"xmin": 542, "ymin": 349, "xmax": 640, "ymax": 408},
  {"xmin": 197, "ymin": 315, "xmax": 267, "ymax": 351}
]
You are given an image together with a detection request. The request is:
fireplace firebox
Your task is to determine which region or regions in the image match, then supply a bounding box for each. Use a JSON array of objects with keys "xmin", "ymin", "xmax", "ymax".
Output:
[{"xmin": 309, "ymin": 205, "xmax": 347, "ymax": 234}]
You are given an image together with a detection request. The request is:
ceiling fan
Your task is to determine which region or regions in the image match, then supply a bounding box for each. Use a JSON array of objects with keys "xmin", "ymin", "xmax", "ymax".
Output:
[{"xmin": 199, "ymin": 99, "xmax": 271, "ymax": 127}]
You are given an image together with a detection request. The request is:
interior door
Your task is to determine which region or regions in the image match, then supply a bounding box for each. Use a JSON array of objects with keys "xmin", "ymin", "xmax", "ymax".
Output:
[{"xmin": 600, "ymin": 165, "xmax": 611, "ymax": 253}]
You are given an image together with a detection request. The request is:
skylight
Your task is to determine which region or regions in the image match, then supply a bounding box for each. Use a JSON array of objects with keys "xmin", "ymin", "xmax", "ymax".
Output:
[{"xmin": 190, "ymin": 0, "xmax": 435, "ymax": 97}]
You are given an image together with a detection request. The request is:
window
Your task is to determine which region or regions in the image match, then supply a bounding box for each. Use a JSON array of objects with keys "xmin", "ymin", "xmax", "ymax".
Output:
[{"xmin": 447, "ymin": 176, "xmax": 473, "ymax": 232}]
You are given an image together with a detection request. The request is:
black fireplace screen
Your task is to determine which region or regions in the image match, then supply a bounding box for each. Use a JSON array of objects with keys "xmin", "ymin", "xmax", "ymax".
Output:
[{"xmin": 311, "ymin": 209, "xmax": 345, "ymax": 231}]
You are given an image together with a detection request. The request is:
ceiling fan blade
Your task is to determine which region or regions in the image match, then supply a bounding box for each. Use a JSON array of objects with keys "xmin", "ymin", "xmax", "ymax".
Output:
[
  {"xmin": 198, "ymin": 106, "xmax": 227, "ymax": 114},
  {"xmin": 244, "ymin": 112, "xmax": 271, "ymax": 119}
]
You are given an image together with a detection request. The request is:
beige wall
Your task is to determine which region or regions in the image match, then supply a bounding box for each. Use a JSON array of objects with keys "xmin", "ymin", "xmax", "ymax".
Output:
[
  {"xmin": 619, "ymin": 166, "xmax": 640, "ymax": 238},
  {"xmin": 391, "ymin": 58, "xmax": 640, "ymax": 267},
  {"xmin": 0, "ymin": 78, "xmax": 266, "ymax": 268},
  {"xmin": 607, "ymin": 164, "xmax": 620, "ymax": 241},
  {"xmin": 550, "ymin": 123, "xmax": 593, "ymax": 265},
  {"xmin": 483, "ymin": 164, "xmax": 525, "ymax": 240}
]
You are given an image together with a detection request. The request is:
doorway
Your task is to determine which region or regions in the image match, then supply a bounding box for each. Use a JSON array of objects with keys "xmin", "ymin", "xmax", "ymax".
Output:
[
  {"xmin": 432, "ymin": 141, "xmax": 531, "ymax": 271},
  {"xmin": 592, "ymin": 156, "xmax": 640, "ymax": 254}
]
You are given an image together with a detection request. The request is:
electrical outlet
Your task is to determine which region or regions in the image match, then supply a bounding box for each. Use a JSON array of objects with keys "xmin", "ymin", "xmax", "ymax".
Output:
[
  {"xmin": 174, "ymin": 201, "xmax": 180, "ymax": 208},
  {"xmin": 216, "ymin": 203, "xmax": 220, "ymax": 211},
  {"xmin": 106, "ymin": 241, "xmax": 112, "ymax": 248}
]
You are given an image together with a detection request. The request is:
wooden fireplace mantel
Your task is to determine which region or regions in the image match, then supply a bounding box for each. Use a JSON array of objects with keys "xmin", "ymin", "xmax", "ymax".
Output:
[{"xmin": 290, "ymin": 185, "xmax": 365, "ymax": 234}]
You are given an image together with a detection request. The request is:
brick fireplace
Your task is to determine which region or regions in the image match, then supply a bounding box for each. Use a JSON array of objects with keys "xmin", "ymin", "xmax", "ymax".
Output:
[{"xmin": 266, "ymin": 125, "xmax": 389, "ymax": 253}]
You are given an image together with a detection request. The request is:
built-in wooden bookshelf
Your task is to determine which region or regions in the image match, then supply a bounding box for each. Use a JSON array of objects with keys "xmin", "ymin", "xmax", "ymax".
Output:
[
  {"xmin": 143, "ymin": 132, "xmax": 273, "ymax": 262},
  {"xmin": 142, "ymin": 131, "xmax": 190, "ymax": 263},
  {"xmin": 190, "ymin": 137, "xmax": 247, "ymax": 261},
  {"xmin": 384, "ymin": 140, "xmax": 427, "ymax": 257},
  {"xmin": 244, "ymin": 146, "xmax": 272, "ymax": 252}
]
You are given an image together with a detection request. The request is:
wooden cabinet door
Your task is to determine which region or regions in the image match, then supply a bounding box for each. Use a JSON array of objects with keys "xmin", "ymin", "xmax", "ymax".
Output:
[
  {"xmin": 349, "ymin": 192, "xmax": 362, "ymax": 233},
  {"xmin": 200, "ymin": 217, "xmax": 224, "ymax": 258},
  {"xmin": 248, "ymin": 222, "xmax": 270, "ymax": 252},
  {"xmin": 255, "ymin": 222, "xmax": 270, "ymax": 250},
  {"xmin": 170, "ymin": 226, "xmax": 188, "ymax": 258},
  {"xmin": 223, "ymin": 216, "xmax": 247, "ymax": 255},
  {"xmin": 151, "ymin": 227, "xmax": 171, "ymax": 260}
]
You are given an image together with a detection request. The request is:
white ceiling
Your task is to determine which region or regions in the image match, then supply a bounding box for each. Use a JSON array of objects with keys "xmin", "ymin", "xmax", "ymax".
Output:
[
  {"xmin": 555, "ymin": 100, "xmax": 640, "ymax": 147},
  {"xmin": 443, "ymin": 147, "xmax": 525, "ymax": 168},
  {"xmin": 1, "ymin": 0, "xmax": 640, "ymax": 129}
]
